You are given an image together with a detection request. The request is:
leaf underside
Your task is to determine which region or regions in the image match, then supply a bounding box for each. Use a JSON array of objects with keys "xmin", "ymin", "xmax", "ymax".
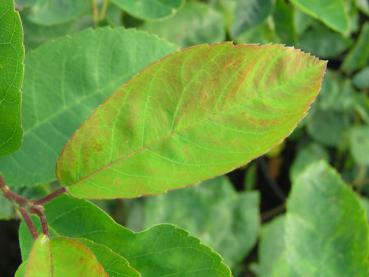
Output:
[{"xmin": 57, "ymin": 43, "xmax": 326, "ymax": 199}]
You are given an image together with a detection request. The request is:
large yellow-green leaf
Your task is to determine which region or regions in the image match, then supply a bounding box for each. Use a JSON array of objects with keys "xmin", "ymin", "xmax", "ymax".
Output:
[
  {"xmin": 290, "ymin": 0, "xmax": 349, "ymax": 33},
  {"xmin": 19, "ymin": 195, "xmax": 231, "ymax": 276},
  {"xmin": 0, "ymin": 0, "xmax": 24, "ymax": 156},
  {"xmin": 25, "ymin": 235, "xmax": 107, "ymax": 277},
  {"xmin": 0, "ymin": 28, "xmax": 176, "ymax": 188},
  {"xmin": 57, "ymin": 43, "xmax": 326, "ymax": 199}
]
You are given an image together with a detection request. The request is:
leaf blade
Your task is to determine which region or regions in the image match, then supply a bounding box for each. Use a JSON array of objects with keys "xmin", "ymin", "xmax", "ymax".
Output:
[
  {"xmin": 0, "ymin": 0, "xmax": 24, "ymax": 156},
  {"xmin": 57, "ymin": 43, "xmax": 326, "ymax": 199}
]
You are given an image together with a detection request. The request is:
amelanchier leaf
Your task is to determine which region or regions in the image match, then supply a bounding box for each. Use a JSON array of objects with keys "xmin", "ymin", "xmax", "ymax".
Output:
[
  {"xmin": 25, "ymin": 235, "xmax": 108, "ymax": 277},
  {"xmin": 57, "ymin": 43, "xmax": 326, "ymax": 199},
  {"xmin": 231, "ymin": 0, "xmax": 273, "ymax": 37},
  {"xmin": 25, "ymin": 0, "xmax": 91, "ymax": 26},
  {"xmin": 111, "ymin": 0, "xmax": 184, "ymax": 21},
  {"xmin": 142, "ymin": 2, "xmax": 225, "ymax": 47},
  {"xmin": 349, "ymin": 127, "xmax": 369, "ymax": 166},
  {"xmin": 19, "ymin": 195, "xmax": 231, "ymax": 276},
  {"xmin": 134, "ymin": 176, "xmax": 260, "ymax": 269},
  {"xmin": 255, "ymin": 216, "xmax": 291, "ymax": 277},
  {"xmin": 342, "ymin": 23, "xmax": 369, "ymax": 73},
  {"xmin": 290, "ymin": 0, "xmax": 349, "ymax": 33},
  {"xmin": 0, "ymin": 0, "xmax": 24, "ymax": 156},
  {"xmin": 0, "ymin": 28, "xmax": 176, "ymax": 188},
  {"xmin": 286, "ymin": 161, "xmax": 369, "ymax": 276}
]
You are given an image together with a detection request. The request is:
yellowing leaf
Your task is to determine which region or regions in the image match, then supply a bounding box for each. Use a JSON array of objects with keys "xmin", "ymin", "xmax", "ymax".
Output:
[
  {"xmin": 57, "ymin": 43, "xmax": 326, "ymax": 199},
  {"xmin": 25, "ymin": 235, "xmax": 107, "ymax": 277}
]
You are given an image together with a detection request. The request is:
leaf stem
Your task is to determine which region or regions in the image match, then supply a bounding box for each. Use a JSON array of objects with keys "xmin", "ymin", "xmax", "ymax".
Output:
[{"xmin": 0, "ymin": 176, "xmax": 66, "ymax": 239}]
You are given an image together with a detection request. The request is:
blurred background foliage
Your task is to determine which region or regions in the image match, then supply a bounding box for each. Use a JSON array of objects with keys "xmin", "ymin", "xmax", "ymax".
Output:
[{"xmin": 1, "ymin": 0, "xmax": 369, "ymax": 276}]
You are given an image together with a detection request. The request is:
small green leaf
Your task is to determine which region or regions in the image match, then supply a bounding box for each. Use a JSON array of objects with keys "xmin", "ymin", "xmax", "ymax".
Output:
[
  {"xmin": 349, "ymin": 127, "xmax": 369, "ymax": 166},
  {"xmin": 355, "ymin": 0, "xmax": 369, "ymax": 15},
  {"xmin": 111, "ymin": 0, "xmax": 184, "ymax": 21},
  {"xmin": 342, "ymin": 23, "xmax": 369, "ymax": 73},
  {"xmin": 130, "ymin": 176, "xmax": 260, "ymax": 269},
  {"xmin": 290, "ymin": 0, "xmax": 349, "ymax": 33},
  {"xmin": 353, "ymin": 67, "xmax": 369, "ymax": 89},
  {"xmin": 0, "ymin": 28, "xmax": 176, "ymax": 189},
  {"xmin": 298, "ymin": 24, "xmax": 352, "ymax": 58},
  {"xmin": 19, "ymin": 195, "xmax": 232, "ymax": 276},
  {"xmin": 231, "ymin": 0, "xmax": 273, "ymax": 37},
  {"xmin": 142, "ymin": 2, "xmax": 225, "ymax": 47},
  {"xmin": 286, "ymin": 161, "xmax": 369, "ymax": 276},
  {"xmin": 290, "ymin": 143, "xmax": 329, "ymax": 183},
  {"xmin": 272, "ymin": 0, "xmax": 297, "ymax": 45},
  {"xmin": 0, "ymin": 0, "xmax": 24, "ymax": 156},
  {"xmin": 307, "ymin": 108, "xmax": 351, "ymax": 147},
  {"xmin": 25, "ymin": 235, "xmax": 108, "ymax": 277},
  {"xmin": 57, "ymin": 43, "xmax": 326, "ymax": 199},
  {"xmin": 0, "ymin": 193, "xmax": 14, "ymax": 220},
  {"xmin": 25, "ymin": 0, "xmax": 91, "ymax": 26},
  {"xmin": 256, "ymin": 216, "xmax": 291, "ymax": 277}
]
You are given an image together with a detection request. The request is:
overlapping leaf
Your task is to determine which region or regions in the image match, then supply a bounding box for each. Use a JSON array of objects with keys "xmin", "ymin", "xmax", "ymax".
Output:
[
  {"xmin": 111, "ymin": 0, "xmax": 184, "ymax": 21},
  {"xmin": 130, "ymin": 176, "xmax": 260, "ymax": 269},
  {"xmin": 142, "ymin": 2, "xmax": 225, "ymax": 47},
  {"xmin": 19, "ymin": 195, "xmax": 231, "ymax": 276},
  {"xmin": 57, "ymin": 43, "xmax": 326, "ymax": 199},
  {"xmin": 24, "ymin": 235, "xmax": 108, "ymax": 277},
  {"xmin": 0, "ymin": 0, "xmax": 24, "ymax": 156},
  {"xmin": 0, "ymin": 28, "xmax": 176, "ymax": 188},
  {"xmin": 290, "ymin": 0, "xmax": 349, "ymax": 33}
]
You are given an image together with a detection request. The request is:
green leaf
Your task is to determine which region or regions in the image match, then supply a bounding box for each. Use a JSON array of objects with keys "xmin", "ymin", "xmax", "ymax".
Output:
[
  {"xmin": 25, "ymin": 0, "xmax": 91, "ymax": 26},
  {"xmin": 306, "ymin": 108, "xmax": 351, "ymax": 147},
  {"xmin": 0, "ymin": 0, "xmax": 24, "ymax": 156},
  {"xmin": 231, "ymin": 0, "xmax": 273, "ymax": 37},
  {"xmin": 111, "ymin": 0, "xmax": 184, "ymax": 21},
  {"xmin": 235, "ymin": 23, "xmax": 280, "ymax": 44},
  {"xmin": 349, "ymin": 127, "xmax": 369, "ymax": 166},
  {"xmin": 342, "ymin": 23, "xmax": 369, "ymax": 73},
  {"xmin": 21, "ymin": 13, "xmax": 93, "ymax": 51},
  {"xmin": 290, "ymin": 0, "xmax": 349, "ymax": 33},
  {"xmin": 130, "ymin": 176, "xmax": 260, "ymax": 269},
  {"xmin": 352, "ymin": 66, "xmax": 369, "ymax": 89},
  {"xmin": 290, "ymin": 143, "xmax": 329, "ymax": 183},
  {"xmin": 75, "ymin": 239, "xmax": 141, "ymax": 277},
  {"xmin": 256, "ymin": 216, "xmax": 291, "ymax": 277},
  {"xmin": 141, "ymin": 2, "xmax": 225, "ymax": 47},
  {"xmin": 272, "ymin": 0, "xmax": 297, "ymax": 45},
  {"xmin": 25, "ymin": 235, "xmax": 108, "ymax": 276},
  {"xmin": 353, "ymin": 67, "xmax": 369, "ymax": 89},
  {"xmin": 0, "ymin": 193, "xmax": 14, "ymax": 220},
  {"xmin": 286, "ymin": 161, "xmax": 369, "ymax": 276},
  {"xmin": 0, "ymin": 28, "xmax": 176, "ymax": 188},
  {"xmin": 298, "ymin": 24, "xmax": 352, "ymax": 59},
  {"xmin": 56, "ymin": 43, "xmax": 326, "ymax": 199},
  {"xmin": 19, "ymin": 195, "xmax": 231, "ymax": 276}
]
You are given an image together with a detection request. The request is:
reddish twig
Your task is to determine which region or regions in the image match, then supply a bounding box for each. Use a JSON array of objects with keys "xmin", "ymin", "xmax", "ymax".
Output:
[
  {"xmin": 33, "ymin": 187, "xmax": 67, "ymax": 205},
  {"xmin": 0, "ymin": 175, "xmax": 66, "ymax": 239},
  {"xmin": 19, "ymin": 207, "xmax": 38, "ymax": 239}
]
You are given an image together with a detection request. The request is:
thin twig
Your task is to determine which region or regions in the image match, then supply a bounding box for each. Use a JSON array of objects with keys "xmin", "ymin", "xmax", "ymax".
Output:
[
  {"xmin": 0, "ymin": 176, "xmax": 28, "ymax": 206},
  {"xmin": 0, "ymin": 175, "xmax": 66, "ymax": 239},
  {"xmin": 29, "ymin": 206, "xmax": 49, "ymax": 236},
  {"xmin": 19, "ymin": 207, "xmax": 38, "ymax": 239},
  {"xmin": 33, "ymin": 187, "xmax": 67, "ymax": 205}
]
